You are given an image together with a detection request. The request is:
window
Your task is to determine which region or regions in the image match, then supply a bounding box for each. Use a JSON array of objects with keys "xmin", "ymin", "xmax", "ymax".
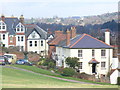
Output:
[
  {"xmin": 78, "ymin": 50, "xmax": 82, "ymax": 57},
  {"xmin": 3, "ymin": 44, "xmax": 5, "ymax": 47},
  {"xmin": 21, "ymin": 36, "xmax": 23, "ymax": 41},
  {"xmin": 18, "ymin": 36, "xmax": 20, "ymax": 41},
  {"xmin": 21, "ymin": 28, "xmax": 23, "ymax": 31},
  {"xmin": 101, "ymin": 62, "xmax": 106, "ymax": 69},
  {"xmin": 79, "ymin": 62, "xmax": 83, "ymax": 69},
  {"xmin": 101, "ymin": 49, "xmax": 106, "ymax": 57},
  {"xmin": 29, "ymin": 41, "xmax": 32, "ymax": 47},
  {"xmin": 92, "ymin": 49, "xmax": 95, "ymax": 57},
  {"xmin": 35, "ymin": 41, "xmax": 37, "ymax": 46},
  {"xmin": 3, "ymin": 34, "xmax": 5, "ymax": 40},
  {"xmin": 41, "ymin": 40, "xmax": 43, "ymax": 46},
  {"xmin": 0, "ymin": 26, "xmax": 1, "ymax": 29},
  {"xmin": 17, "ymin": 28, "xmax": 20, "ymax": 31},
  {"xmin": 10, "ymin": 36, "xmax": 13, "ymax": 42},
  {"xmin": 2, "ymin": 26, "xmax": 5, "ymax": 29}
]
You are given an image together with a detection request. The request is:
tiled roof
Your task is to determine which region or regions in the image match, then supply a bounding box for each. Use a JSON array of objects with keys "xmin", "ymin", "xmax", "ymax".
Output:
[
  {"xmin": 48, "ymin": 34, "xmax": 66, "ymax": 45},
  {"xmin": 58, "ymin": 34, "xmax": 112, "ymax": 49}
]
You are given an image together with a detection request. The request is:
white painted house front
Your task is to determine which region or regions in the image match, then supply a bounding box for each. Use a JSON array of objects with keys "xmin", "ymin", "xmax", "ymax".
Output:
[
  {"xmin": 0, "ymin": 20, "xmax": 9, "ymax": 47},
  {"xmin": 56, "ymin": 29, "xmax": 113, "ymax": 77},
  {"xmin": 15, "ymin": 23, "xmax": 26, "ymax": 51},
  {"xmin": 26, "ymin": 25, "xmax": 48, "ymax": 56}
]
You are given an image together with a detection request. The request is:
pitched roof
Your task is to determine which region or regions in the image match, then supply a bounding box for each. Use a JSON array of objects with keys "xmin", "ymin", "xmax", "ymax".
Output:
[
  {"xmin": 48, "ymin": 34, "xmax": 66, "ymax": 45},
  {"xmin": 0, "ymin": 17, "xmax": 19, "ymax": 35},
  {"xmin": 58, "ymin": 34, "xmax": 113, "ymax": 49},
  {"xmin": 25, "ymin": 24, "xmax": 47, "ymax": 39}
]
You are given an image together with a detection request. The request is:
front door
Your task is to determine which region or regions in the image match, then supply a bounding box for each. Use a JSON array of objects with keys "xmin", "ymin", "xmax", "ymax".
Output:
[{"xmin": 92, "ymin": 63, "xmax": 96, "ymax": 74}]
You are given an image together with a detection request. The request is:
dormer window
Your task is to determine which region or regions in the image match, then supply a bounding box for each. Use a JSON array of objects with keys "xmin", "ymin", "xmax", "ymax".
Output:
[
  {"xmin": 16, "ymin": 23, "xmax": 25, "ymax": 33},
  {"xmin": 3, "ymin": 26, "xmax": 5, "ymax": 29},
  {"xmin": 0, "ymin": 20, "xmax": 6, "ymax": 31}
]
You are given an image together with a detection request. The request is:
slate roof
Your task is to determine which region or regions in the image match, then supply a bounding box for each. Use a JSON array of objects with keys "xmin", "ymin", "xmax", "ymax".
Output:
[
  {"xmin": 0, "ymin": 17, "xmax": 19, "ymax": 35},
  {"xmin": 58, "ymin": 34, "xmax": 113, "ymax": 49},
  {"xmin": 25, "ymin": 24, "xmax": 47, "ymax": 39}
]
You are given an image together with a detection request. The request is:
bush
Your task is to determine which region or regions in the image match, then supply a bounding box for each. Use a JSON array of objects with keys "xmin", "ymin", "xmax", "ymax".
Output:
[
  {"xmin": 48, "ymin": 62, "xmax": 55, "ymax": 69},
  {"xmin": 117, "ymin": 77, "xmax": 120, "ymax": 85},
  {"xmin": 61, "ymin": 68, "xmax": 75, "ymax": 77}
]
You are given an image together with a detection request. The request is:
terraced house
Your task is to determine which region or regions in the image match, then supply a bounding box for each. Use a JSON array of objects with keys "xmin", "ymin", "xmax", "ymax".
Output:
[{"xmin": 0, "ymin": 15, "xmax": 48, "ymax": 56}]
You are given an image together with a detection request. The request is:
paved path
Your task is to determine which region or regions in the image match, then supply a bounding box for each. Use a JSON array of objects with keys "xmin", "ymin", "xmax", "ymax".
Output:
[{"xmin": 3, "ymin": 66, "xmax": 100, "ymax": 85}]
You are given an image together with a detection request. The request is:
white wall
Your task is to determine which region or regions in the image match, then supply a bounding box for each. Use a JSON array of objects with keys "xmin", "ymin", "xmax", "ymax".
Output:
[
  {"xmin": 16, "ymin": 35, "xmax": 26, "ymax": 51},
  {"xmin": 56, "ymin": 47, "xmax": 113, "ymax": 76},
  {"xmin": 112, "ymin": 58, "xmax": 120, "ymax": 69},
  {"xmin": 0, "ymin": 32, "xmax": 9, "ymax": 47},
  {"xmin": 110, "ymin": 70, "xmax": 120, "ymax": 84},
  {"xmin": 27, "ymin": 31, "xmax": 48, "ymax": 56}
]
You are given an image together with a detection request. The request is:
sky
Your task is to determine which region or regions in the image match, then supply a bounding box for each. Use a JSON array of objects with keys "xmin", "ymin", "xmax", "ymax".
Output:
[{"xmin": 0, "ymin": 0, "xmax": 119, "ymax": 18}]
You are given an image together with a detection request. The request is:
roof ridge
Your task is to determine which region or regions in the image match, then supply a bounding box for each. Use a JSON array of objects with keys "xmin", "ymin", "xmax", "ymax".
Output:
[
  {"xmin": 70, "ymin": 34, "xmax": 86, "ymax": 48},
  {"xmin": 85, "ymin": 34, "xmax": 112, "ymax": 47}
]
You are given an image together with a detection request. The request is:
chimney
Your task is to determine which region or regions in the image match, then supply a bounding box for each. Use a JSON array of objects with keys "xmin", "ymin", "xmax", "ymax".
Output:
[
  {"xmin": 1, "ymin": 14, "xmax": 5, "ymax": 22},
  {"xmin": 66, "ymin": 29, "xmax": 70, "ymax": 46},
  {"xmin": 105, "ymin": 29, "xmax": 110, "ymax": 45},
  {"xmin": 55, "ymin": 30, "xmax": 63, "ymax": 37},
  {"xmin": 70, "ymin": 26, "xmax": 76, "ymax": 38},
  {"xmin": 19, "ymin": 15, "xmax": 24, "ymax": 24}
]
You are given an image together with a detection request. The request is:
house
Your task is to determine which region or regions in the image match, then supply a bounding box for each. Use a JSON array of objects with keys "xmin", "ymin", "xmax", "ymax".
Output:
[
  {"xmin": 48, "ymin": 30, "xmax": 67, "ymax": 58},
  {"xmin": 25, "ymin": 24, "xmax": 48, "ymax": 56},
  {"xmin": 54, "ymin": 28, "xmax": 113, "ymax": 77},
  {"xmin": 0, "ymin": 15, "xmax": 48, "ymax": 56},
  {"xmin": 0, "ymin": 15, "xmax": 26, "ymax": 51}
]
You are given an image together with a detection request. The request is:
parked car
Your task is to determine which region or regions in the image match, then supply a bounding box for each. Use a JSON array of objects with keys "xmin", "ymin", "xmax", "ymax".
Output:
[
  {"xmin": 4, "ymin": 54, "xmax": 17, "ymax": 64},
  {"xmin": 16, "ymin": 59, "xmax": 33, "ymax": 66},
  {"xmin": 0, "ymin": 56, "xmax": 9, "ymax": 65}
]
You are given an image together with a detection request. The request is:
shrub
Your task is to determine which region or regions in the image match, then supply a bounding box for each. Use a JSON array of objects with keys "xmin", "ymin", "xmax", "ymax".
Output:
[
  {"xmin": 48, "ymin": 62, "xmax": 55, "ymax": 69},
  {"xmin": 61, "ymin": 68, "xmax": 75, "ymax": 77},
  {"xmin": 65, "ymin": 57, "xmax": 79, "ymax": 69},
  {"xmin": 117, "ymin": 77, "xmax": 120, "ymax": 85}
]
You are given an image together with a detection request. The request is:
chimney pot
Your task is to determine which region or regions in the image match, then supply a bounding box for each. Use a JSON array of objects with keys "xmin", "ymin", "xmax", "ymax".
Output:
[{"xmin": 70, "ymin": 26, "xmax": 76, "ymax": 38}]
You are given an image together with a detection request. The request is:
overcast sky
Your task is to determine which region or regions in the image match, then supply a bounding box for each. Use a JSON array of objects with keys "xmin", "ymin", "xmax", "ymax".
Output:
[{"xmin": 0, "ymin": 0, "xmax": 119, "ymax": 18}]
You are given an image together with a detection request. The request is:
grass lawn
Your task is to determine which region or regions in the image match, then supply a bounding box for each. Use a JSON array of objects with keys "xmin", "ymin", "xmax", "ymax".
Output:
[
  {"xmin": 12, "ymin": 65, "xmax": 117, "ymax": 85},
  {"xmin": 2, "ymin": 67, "xmax": 118, "ymax": 88}
]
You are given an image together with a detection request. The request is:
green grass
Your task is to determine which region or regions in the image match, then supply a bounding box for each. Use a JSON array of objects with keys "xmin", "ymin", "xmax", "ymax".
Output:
[
  {"xmin": 12, "ymin": 65, "xmax": 117, "ymax": 85},
  {"xmin": 2, "ymin": 67, "xmax": 118, "ymax": 88}
]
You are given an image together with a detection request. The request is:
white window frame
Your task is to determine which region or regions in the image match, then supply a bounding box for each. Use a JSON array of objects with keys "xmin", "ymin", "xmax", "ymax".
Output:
[
  {"xmin": 101, "ymin": 49, "xmax": 106, "ymax": 57},
  {"xmin": 79, "ymin": 62, "xmax": 83, "ymax": 69},
  {"xmin": 92, "ymin": 49, "xmax": 95, "ymax": 57},
  {"xmin": 3, "ymin": 34, "xmax": 5, "ymax": 40},
  {"xmin": 101, "ymin": 62, "xmax": 106, "ymax": 70},
  {"xmin": 35, "ymin": 41, "xmax": 37, "ymax": 47},
  {"xmin": 0, "ymin": 21, "xmax": 6, "ymax": 31},
  {"xmin": 78, "ymin": 50, "xmax": 83, "ymax": 58},
  {"xmin": 41, "ymin": 40, "xmax": 43, "ymax": 46},
  {"xmin": 16, "ymin": 23, "xmax": 25, "ymax": 33},
  {"xmin": 29, "ymin": 41, "xmax": 32, "ymax": 47}
]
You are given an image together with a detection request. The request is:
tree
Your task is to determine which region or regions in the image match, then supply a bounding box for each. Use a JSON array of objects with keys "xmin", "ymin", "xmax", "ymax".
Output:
[{"xmin": 65, "ymin": 57, "xmax": 79, "ymax": 69}]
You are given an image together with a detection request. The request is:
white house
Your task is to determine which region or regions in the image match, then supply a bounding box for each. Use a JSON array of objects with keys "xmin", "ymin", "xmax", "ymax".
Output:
[
  {"xmin": 26, "ymin": 24, "xmax": 48, "ymax": 56},
  {"xmin": 56, "ymin": 28, "xmax": 113, "ymax": 77}
]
